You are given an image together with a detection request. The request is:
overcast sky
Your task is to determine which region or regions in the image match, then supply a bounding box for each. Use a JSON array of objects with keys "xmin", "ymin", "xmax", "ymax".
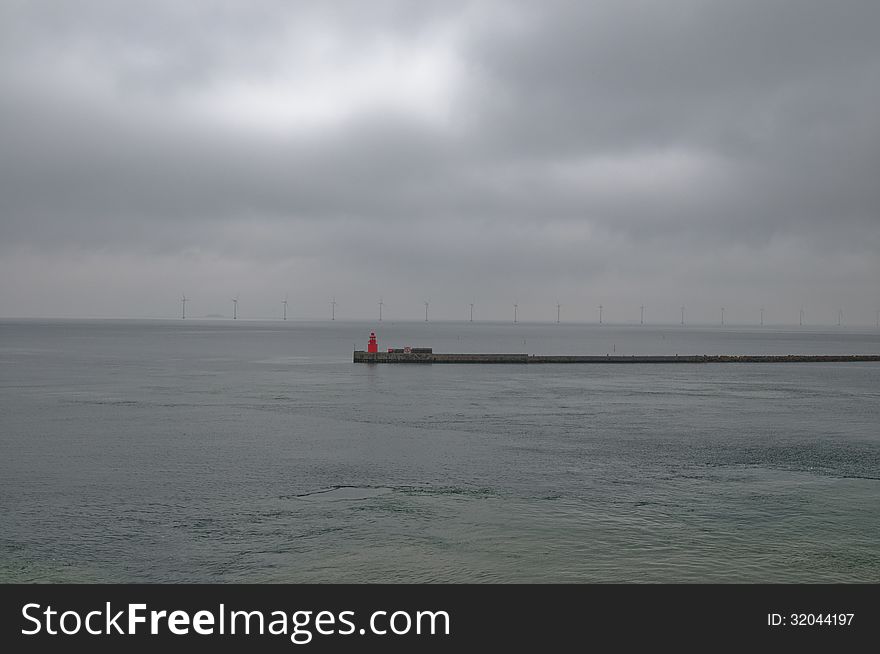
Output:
[{"xmin": 1, "ymin": 0, "xmax": 878, "ymax": 323}]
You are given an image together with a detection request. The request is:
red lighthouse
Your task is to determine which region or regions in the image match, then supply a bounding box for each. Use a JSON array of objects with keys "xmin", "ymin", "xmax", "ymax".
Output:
[{"xmin": 367, "ymin": 331, "xmax": 378, "ymax": 353}]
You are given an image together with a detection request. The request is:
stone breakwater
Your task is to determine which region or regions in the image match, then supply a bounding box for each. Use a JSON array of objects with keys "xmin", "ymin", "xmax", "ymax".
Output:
[{"xmin": 353, "ymin": 352, "xmax": 880, "ymax": 364}]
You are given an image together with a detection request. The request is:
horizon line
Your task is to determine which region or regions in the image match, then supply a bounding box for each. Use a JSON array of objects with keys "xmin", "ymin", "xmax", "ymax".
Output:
[{"xmin": 1, "ymin": 316, "xmax": 879, "ymax": 329}]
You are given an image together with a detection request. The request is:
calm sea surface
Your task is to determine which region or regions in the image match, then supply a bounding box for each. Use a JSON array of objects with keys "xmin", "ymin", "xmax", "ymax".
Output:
[{"xmin": 1, "ymin": 319, "xmax": 878, "ymax": 582}]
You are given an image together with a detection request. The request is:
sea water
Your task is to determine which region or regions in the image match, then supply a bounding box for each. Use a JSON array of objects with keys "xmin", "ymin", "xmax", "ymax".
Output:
[{"xmin": 1, "ymin": 319, "xmax": 878, "ymax": 582}]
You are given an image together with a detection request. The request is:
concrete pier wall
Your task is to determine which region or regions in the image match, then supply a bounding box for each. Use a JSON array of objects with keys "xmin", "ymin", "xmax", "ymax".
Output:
[
  {"xmin": 353, "ymin": 351, "xmax": 880, "ymax": 364},
  {"xmin": 354, "ymin": 351, "xmax": 527, "ymax": 363}
]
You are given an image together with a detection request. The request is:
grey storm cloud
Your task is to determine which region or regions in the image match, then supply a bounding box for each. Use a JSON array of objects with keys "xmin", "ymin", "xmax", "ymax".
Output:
[{"xmin": 0, "ymin": 0, "xmax": 878, "ymax": 321}]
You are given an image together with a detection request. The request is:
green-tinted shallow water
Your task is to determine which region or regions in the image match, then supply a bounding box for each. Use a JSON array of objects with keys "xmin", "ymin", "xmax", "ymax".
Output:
[{"xmin": 1, "ymin": 319, "xmax": 878, "ymax": 582}]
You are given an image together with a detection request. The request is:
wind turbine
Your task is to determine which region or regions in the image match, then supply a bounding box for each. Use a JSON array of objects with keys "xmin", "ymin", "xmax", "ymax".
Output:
[
  {"xmin": 232, "ymin": 295, "xmax": 238, "ymax": 320},
  {"xmin": 282, "ymin": 295, "xmax": 288, "ymax": 321},
  {"xmin": 331, "ymin": 298, "xmax": 337, "ymax": 321},
  {"xmin": 800, "ymin": 307, "xmax": 804, "ymax": 326},
  {"xmin": 838, "ymin": 308, "xmax": 843, "ymax": 327},
  {"xmin": 181, "ymin": 294, "xmax": 187, "ymax": 320},
  {"xmin": 599, "ymin": 305, "xmax": 603, "ymax": 325},
  {"xmin": 640, "ymin": 305, "xmax": 645, "ymax": 325},
  {"xmin": 680, "ymin": 306, "xmax": 685, "ymax": 326},
  {"xmin": 513, "ymin": 303, "xmax": 518, "ymax": 324},
  {"xmin": 760, "ymin": 306, "xmax": 764, "ymax": 327},
  {"xmin": 556, "ymin": 302, "xmax": 561, "ymax": 324},
  {"xmin": 424, "ymin": 301, "xmax": 429, "ymax": 322},
  {"xmin": 379, "ymin": 298, "xmax": 384, "ymax": 322},
  {"xmin": 721, "ymin": 307, "xmax": 725, "ymax": 326},
  {"xmin": 469, "ymin": 302, "xmax": 474, "ymax": 322}
]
